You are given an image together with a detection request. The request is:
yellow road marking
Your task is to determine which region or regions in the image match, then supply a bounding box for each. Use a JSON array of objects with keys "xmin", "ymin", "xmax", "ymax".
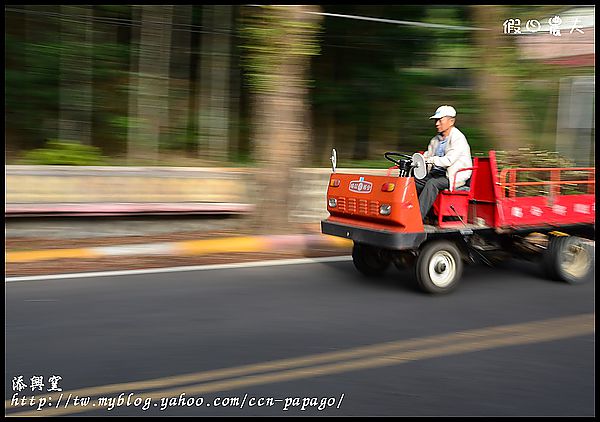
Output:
[
  {"xmin": 6, "ymin": 313, "xmax": 594, "ymax": 416},
  {"xmin": 323, "ymin": 236, "xmax": 353, "ymax": 247},
  {"xmin": 6, "ymin": 233, "xmax": 352, "ymax": 264},
  {"xmin": 5, "ymin": 313, "xmax": 589, "ymax": 409},
  {"xmin": 6, "ymin": 248, "xmax": 100, "ymax": 263},
  {"xmin": 6, "ymin": 237, "xmax": 272, "ymax": 263},
  {"xmin": 175, "ymin": 237, "xmax": 271, "ymax": 255}
]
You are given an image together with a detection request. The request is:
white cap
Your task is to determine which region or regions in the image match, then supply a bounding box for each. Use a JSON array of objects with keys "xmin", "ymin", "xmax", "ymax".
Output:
[{"xmin": 429, "ymin": 105, "xmax": 456, "ymax": 119}]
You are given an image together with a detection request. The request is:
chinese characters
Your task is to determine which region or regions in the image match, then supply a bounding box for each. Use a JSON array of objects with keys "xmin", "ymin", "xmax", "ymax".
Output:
[
  {"xmin": 503, "ymin": 15, "xmax": 585, "ymax": 36},
  {"xmin": 12, "ymin": 375, "xmax": 63, "ymax": 393}
]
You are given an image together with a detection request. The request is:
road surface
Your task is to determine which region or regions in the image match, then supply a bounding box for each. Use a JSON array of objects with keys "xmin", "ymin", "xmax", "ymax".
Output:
[{"xmin": 5, "ymin": 258, "xmax": 595, "ymax": 416}]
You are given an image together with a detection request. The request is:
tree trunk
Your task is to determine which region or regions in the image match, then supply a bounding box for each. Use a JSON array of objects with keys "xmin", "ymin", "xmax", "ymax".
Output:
[
  {"xmin": 197, "ymin": 5, "xmax": 212, "ymax": 158},
  {"xmin": 197, "ymin": 5, "xmax": 232, "ymax": 161},
  {"xmin": 167, "ymin": 5, "xmax": 193, "ymax": 154},
  {"xmin": 208, "ymin": 5, "xmax": 232, "ymax": 161},
  {"xmin": 248, "ymin": 6, "xmax": 322, "ymax": 233},
  {"xmin": 127, "ymin": 5, "xmax": 173, "ymax": 163},
  {"xmin": 58, "ymin": 5, "xmax": 93, "ymax": 145},
  {"xmin": 24, "ymin": 5, "xmax": 59, "ymax": 147},
  {"xmin": 126, "ymin": 6, "xmax": 140, "ymax": 161},
  {"xmin": 471, "ymin": 5, "xmax": 531, "ymax": 150},
  {"xmin": 228, "ymin": 12, "xmax": 241, "ymax": 162}
]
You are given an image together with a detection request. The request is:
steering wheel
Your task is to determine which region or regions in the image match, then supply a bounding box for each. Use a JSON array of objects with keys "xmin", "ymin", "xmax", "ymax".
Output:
[{"xmin": 384, "ymin": 152, "xmax": 413, "ymax": 167}]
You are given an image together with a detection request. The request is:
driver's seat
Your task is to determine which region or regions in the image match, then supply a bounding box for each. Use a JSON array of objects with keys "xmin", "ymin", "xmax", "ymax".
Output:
[{"xmin": 432, "ymin": 158, "xmax": 479, "ymax": 228}]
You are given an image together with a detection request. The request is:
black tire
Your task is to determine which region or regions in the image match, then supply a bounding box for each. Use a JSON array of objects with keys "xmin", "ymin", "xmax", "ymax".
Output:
[
  {"xmin": 352, "ymin": 242, "xmax": 390, "ymax": 277},
  {"xmin": 415, "ymin": 241, "xmax": 463, "ymax": 294},
  {"xmin": 543, "ymin": 236, "xmax": 594, "ymax": 284}
]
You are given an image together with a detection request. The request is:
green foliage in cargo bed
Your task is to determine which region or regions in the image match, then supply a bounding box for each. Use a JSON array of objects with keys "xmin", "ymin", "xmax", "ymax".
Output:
[{"xmin": 495, "ymin": 147, "xmax": 592, "ymax": 197}]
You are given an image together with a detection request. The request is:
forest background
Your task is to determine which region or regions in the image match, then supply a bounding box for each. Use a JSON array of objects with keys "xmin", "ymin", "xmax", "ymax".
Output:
[{"xmin": 6, "ymin": 5, "xmax": 594, "ymax": 168}]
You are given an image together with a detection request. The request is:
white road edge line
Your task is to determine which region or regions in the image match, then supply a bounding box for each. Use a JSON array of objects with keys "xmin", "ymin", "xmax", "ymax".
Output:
[{"xmin": 5, "ymin": 256, "xmax": 353, "ymax": 283}]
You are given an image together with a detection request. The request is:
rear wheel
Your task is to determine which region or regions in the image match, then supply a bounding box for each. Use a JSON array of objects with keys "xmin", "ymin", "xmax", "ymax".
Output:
[
  {"xmin": 352, "ymin": 242, "xmax": 390, "ymax": 277},
  {"xmin": 416, "ymin": 241, "xmax": 463, "ymax": 294},
  {"xmin": 543, "ymin": 235, "xmax": 594, "ymax": 284}
]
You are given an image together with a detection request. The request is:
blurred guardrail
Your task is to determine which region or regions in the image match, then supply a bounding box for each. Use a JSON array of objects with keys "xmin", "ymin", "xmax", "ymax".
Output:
[
  {"xmin": 6, "ymin": 166, "xmax": 389, "ymax": 221},
  {"xmin": 5, "ymin": 166, "xmax": 254, "ymax": 217}
]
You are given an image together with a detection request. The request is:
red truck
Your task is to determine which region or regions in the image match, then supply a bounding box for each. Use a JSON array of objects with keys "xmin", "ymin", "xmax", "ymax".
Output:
[{"xmin": 321, "ymin": 150, "xmax": 595, "ymax": 294}]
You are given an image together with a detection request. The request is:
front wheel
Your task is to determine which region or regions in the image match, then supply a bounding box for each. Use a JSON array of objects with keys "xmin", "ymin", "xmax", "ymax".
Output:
[
  {"xmin": 416, "ymin": 241, "xmax": 463, "ymax": 294},
  {"xmin": 543, "ymin": 235, "xmax": 594, "ymax": 284},
  {"xmin": 352, "ymin": 242, "xmax": 390, "ymax": 277}
]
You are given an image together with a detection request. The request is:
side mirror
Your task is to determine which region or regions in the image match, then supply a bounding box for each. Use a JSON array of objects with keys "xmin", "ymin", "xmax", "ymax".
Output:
[
  {"xmin": 411, "ymin": 153, "xmax": 427, "ymax": 180},
  {"xmin": 330, "ymin": 148, "xmax": 337, "ymax": 173}
]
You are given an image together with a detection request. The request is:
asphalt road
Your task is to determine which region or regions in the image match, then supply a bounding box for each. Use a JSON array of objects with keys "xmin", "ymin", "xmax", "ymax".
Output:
[{"xmin": 5, "ymin": 258, "xmax": 595, "ymax": 416}]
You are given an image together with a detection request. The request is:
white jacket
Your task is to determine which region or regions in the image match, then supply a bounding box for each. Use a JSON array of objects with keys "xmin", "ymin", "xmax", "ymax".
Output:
[{"xmin": 423, "ymin": 126, "xmax": 472, "ymax": 191}]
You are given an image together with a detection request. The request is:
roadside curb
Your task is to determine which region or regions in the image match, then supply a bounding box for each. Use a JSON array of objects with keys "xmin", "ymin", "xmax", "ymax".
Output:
[{"xmin": 6, "ymin": 234, "xmax": 353, "ymax": 263}]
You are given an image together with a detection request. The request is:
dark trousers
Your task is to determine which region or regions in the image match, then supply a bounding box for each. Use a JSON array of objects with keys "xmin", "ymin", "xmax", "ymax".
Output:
[{"xmin": 415, "ymin": 169, "xmax": 449, "ymax": 220}]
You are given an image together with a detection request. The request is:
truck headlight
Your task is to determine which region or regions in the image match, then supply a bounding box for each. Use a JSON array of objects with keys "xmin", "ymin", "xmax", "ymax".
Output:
[
  {"xmin": 379, "ymin": 204, "xmax": 391, "ymax": 215},
  {"xmin": 328, "ymin": 198, "xmax": 337, "ymax": 208}
]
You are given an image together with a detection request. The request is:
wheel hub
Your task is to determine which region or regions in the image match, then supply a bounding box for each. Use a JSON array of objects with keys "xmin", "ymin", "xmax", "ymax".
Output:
[
  {"xmin": 435, "ymin": 262, "xmax": 447, "ymax": 273},
  {"xmin": 429, "ymin": 251, "xmax": 456, "ymax": 288},
  {"xmin": 561, "ymin": 242, "xmax": 591, "ymax": 279}
]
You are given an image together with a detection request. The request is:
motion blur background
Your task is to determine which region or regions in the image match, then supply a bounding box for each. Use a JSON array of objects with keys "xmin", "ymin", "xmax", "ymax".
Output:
[
  {"xmin": 4, "ymin": 5, "xmax": 595, "ymax": 233},
  {"xmin": 5, "ymin": 9, "xmax": 595, "ymax": 417}
]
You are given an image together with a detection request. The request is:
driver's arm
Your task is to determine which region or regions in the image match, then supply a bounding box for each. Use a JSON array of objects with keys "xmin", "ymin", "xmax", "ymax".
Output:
[
  {"xmin": 428, "ymin": 137, "xmax": 469, "ymax": 168},
  {"xmin": 422, "ymin": 137, "xmax": 436, "ymax": 159}
]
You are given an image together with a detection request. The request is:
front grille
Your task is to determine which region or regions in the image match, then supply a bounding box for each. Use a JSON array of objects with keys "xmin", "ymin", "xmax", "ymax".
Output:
[
  {"xmin": 336, "ymin": 197, "xmax": 346, "ymax": 212},
  {"xmin": 334, "ymin": 196, "xmax": 380, "ymax": 217},
  {"xmin": 348, "ymin": 197, "xmax": 356, "ymax": 213}
]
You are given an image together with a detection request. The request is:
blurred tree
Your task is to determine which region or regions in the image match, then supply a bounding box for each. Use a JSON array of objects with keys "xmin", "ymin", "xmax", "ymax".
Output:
[
  {"xmin": 470, "ymin": 5, "xmax": 533, "ymax": 150},
  {"xmin": 311, "ymin": 5, "xmax": 439, "ymax": 164},
  {"xmin": 5, "ymin": 5, "xmax": 61, "ymax": 153},
  {"xmin": 210, "ymin": 5, "xmax": 233, "ymax": 161},
  {"xmin": 58, "ymin": 5, "xmax": 93, "ymax": 145},
  {"xmin": 91, "ymin": 5, "xmax": 132, "ymax": 156},
  {"xmin": 240, "ymin": 5, "xmax": 322, "ymax": 232},
  {"xmin": 196, "ymin": 5, "xmax": 233, "ymax": 161},
  {"xmin": 127, "ymin": 5, "xmax": 173, "ymax": 163},
  {"xmin": 7, "ymin": 5, "xmax": 589, "ymax": 167},
  {"xmin": 165, "ymin": 5, "xmax": 193, "ymax": 154},
  {"xmin": 6, "ymin": 5, "xmax": 132, "ymax": 158}
]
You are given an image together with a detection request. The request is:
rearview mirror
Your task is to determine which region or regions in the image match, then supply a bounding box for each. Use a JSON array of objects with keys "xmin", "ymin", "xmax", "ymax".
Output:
[{"xmin": 330, "ymin": 148, "xmax": 337, "ymax": 173}]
